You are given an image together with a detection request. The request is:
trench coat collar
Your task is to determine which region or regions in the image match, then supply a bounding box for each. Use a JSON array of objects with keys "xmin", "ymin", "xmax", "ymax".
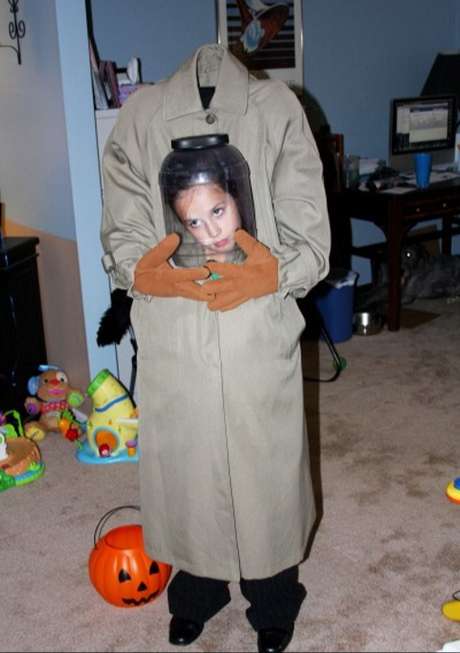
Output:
[{"xmin": 163, "ymin": 44, "xmax": 249, "ymax": 121}]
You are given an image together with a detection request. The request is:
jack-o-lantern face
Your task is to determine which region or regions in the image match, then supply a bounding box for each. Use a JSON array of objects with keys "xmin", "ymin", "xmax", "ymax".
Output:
[
  {"xmin": 118, "ymin": 559, "xmax": 163, "ymax": 606},
  {"xmin": 88, "ymin": 524, "xmax": 172, "ymax": 608}
]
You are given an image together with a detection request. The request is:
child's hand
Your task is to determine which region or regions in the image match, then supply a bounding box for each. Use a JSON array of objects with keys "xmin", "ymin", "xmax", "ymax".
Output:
[
  {"xmin": 205, "ymin": 230, "xmax": 279, "ymax": 311},
  {"xmin": 134, "ymin": 234, "xmax": 214, "ymax": 301}
]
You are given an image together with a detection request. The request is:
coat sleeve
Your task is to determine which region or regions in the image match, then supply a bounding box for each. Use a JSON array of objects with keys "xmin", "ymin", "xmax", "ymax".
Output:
[
  {"xmin": 100, "ymin": 104, "xmax": 158, "ymax": 294},
  {"xmin": 269, "ymin": 91, "xmax": 331, "ymax": 299}
]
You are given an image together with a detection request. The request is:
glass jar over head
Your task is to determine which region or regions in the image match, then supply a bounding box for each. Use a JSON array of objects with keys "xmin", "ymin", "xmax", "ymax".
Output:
[{"xmin": 159, "ymin": 134, "xmax": 256, "ymax": 267}]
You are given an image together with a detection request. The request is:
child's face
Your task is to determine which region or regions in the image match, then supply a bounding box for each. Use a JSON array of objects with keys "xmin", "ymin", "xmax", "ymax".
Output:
[{"xmin": 173, "ymin": 183, "xmax": 241, "ymax": 258}]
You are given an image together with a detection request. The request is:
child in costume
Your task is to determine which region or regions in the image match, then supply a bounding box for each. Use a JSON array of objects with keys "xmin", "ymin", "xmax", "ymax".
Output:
[{"xmin": 101, "ymin": 44, "xmax": 330, "ymax": 653}]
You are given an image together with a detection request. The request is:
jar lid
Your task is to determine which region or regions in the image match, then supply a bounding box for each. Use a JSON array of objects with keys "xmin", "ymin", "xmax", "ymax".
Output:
[{"xmin": 171, "ymin": 134, "xmax": 229, "ymax": 151}]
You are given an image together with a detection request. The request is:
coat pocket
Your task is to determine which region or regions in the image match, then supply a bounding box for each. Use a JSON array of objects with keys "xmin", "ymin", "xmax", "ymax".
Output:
[
  {"xmin": 275, "ymin": 294, "xmax": 306, "ymax": 358},
  {"xmin": 129, "ymin": 296, "xmax": 180, "ymax": 360}
]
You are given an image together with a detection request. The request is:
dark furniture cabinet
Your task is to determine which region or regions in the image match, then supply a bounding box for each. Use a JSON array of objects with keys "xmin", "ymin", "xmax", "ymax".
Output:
[
  {"xmin": 0, "ymin": 237, "xmax": 47, "ymax": 409},
  {"xmin": 337, "ymin": 178, "xmax": 460, "ymax": 330}
]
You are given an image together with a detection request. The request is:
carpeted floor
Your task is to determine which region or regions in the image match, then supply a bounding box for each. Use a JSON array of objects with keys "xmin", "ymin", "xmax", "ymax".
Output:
[{"xmin": 2, "ymin": 297, "xmax": 460, "ymax": 652}]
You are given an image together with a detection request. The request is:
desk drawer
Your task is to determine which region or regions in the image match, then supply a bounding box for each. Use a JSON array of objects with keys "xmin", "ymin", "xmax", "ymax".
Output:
[{"xmin": 403, "ymin": 195, "xmax": 460, "ymax": 219}]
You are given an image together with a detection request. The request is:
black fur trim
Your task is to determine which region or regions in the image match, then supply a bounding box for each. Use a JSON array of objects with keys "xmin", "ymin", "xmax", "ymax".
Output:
[{"xmin": 97, "ymin": 289, "xmax": 133, "ymax": 346}]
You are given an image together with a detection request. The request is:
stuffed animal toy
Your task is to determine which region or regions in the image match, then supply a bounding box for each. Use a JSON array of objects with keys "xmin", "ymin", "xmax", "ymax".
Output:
[{"xmin": 24, "ymin": 365, "xmax": 84, "ymax": 442}]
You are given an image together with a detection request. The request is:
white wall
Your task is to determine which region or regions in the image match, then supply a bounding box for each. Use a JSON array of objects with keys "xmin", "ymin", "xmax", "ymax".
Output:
[
  {"xmin": 0, "ymin": 0, "xmax": 74, "ymax": 239},
  {"xmin": 55, "ymin": 0, "xmax": 117, "ymax": 380},
  {"xmin": 0, "ymin": 0, "xmax": 94, "ymax": 392}
]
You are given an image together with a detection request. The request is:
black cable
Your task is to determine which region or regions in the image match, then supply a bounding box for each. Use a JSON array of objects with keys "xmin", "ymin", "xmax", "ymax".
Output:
[
  {"xmin": 128, "ymin": 325, "xmax": 138, "ymax": 397},
  {"xmin": 303, "ymin": 307, "xmax": 347, "ymax": 383}
]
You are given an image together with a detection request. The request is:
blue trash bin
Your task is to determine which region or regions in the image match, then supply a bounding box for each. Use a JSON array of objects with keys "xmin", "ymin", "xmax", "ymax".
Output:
[{"xmin": 312, "ymin": 269, "xmax": 359, "ymax": 343}]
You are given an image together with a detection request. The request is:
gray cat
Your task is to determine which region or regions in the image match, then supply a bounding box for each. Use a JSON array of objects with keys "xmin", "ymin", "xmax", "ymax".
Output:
[
  {"xmin": 400, "ymin": 244, "xmax": 460, "ymax": 304},
  {"xmin": 355, "ymin": 244, "xmax": 460, "ymax": 311}
]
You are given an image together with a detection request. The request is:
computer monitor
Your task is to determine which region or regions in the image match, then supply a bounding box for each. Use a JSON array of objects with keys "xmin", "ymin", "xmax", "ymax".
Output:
[{"xmin": 389, "ymin": 95, "xmax": 457, "ymax": 171}]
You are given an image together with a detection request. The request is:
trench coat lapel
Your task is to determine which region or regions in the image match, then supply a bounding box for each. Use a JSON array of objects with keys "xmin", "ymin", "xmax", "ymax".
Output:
[{"xmin": 163, "ymin": 44, "xmax": 249, "ymax": 121}]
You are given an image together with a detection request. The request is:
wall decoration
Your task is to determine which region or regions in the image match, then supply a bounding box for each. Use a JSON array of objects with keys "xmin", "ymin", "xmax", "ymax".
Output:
[
  {"xmin": 0, "ymin": 0, "xmax": 26, "ymax": 65},
  {"xmin": 216, "ymin": 0, "xmax": 303, "ymax": 89}
]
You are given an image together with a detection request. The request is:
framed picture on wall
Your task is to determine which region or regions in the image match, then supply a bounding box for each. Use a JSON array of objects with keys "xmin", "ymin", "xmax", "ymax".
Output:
[{"xmin": 216, "ymin": 0, "xmax": 303, "ymax": 90}]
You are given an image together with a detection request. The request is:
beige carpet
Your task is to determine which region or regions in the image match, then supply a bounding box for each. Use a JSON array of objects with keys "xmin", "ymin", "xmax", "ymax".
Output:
[{"xmin": 2, "ymin": 297, "xmax": 460, "ymax": 652}]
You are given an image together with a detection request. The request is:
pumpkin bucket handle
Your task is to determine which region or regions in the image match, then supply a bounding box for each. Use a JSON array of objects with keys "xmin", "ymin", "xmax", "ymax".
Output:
[{"xmin": 93, "ymin": 504, "xmax": 140, "ymax": 549}]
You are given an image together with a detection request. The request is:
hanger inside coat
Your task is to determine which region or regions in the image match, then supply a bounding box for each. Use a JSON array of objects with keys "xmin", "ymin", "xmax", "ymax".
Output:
[{"xmin": 199, "ymin": 86, "xmax": 215, "ymax": 109}]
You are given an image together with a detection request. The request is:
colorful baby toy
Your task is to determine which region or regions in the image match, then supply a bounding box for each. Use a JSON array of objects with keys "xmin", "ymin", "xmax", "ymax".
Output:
[
  {"xmin": 0, "ymin": 410, "xmax": 45, "ymax": 492},
  {"xmin": 76, "ymin": 369, "xmax": 138, "ymax": 464},
  {"xmin": 24, "ymin": 365, "xmax": 85, "ymax": 442},
  {"xmin": 442, "ymin": 587, "xmax": 460, "ymax": 622},
  {"xmin": 445, "ymin": 478, "xmax": 460, "ymax": 504},
  {"xmin": 440, "ymin": 479, "xmax": 460, "ymax": 620},
  {"xmin": 58, "ymin": 408, "xmax": 85, "ymax": 444}
]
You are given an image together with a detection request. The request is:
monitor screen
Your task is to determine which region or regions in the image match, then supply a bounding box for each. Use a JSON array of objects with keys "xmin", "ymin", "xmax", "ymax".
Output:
[{"xmin": 390, "ymin": 95, "xmax": 456, "ymax": 156}]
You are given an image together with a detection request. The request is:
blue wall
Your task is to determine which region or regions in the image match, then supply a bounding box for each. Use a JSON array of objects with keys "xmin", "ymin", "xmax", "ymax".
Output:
[
  {"xmin": 89, "ymin": 0, "xmax": 460, "ymax": 282},
  {"xmin": 90, "ymin": 0, "xmax": 458, "ymax": 162},
  {"xmin": 305, "ymin": 0, "xmax": 458, "ymax": 160},
  {"xmin": 304, "ymin": 0, "xmax": 460, "ymax": 279},
  {"xmin": 90, "ymin": 0, "xmax": 216, "ymax": 82}
]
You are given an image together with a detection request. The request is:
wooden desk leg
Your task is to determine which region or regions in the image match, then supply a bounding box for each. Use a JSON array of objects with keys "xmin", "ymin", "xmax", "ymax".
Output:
[
  {"xmin": 386, "ymin": 201, "xmax": 403, "ymax": 331},
  {"xmin": 442, "ymin": 216, "xmax": 453, "ymax": 255}
]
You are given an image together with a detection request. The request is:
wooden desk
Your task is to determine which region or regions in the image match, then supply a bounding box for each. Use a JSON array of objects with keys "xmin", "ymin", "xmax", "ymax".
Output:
[{"xmin": 338, "ymin": 178, "xmax": 460, "ymax": 330}]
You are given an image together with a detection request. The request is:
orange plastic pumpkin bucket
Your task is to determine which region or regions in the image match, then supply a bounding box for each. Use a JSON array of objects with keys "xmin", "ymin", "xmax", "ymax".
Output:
[{"xmin": 88, "ymin": 505, "xmax": 172, "ymax": 608}]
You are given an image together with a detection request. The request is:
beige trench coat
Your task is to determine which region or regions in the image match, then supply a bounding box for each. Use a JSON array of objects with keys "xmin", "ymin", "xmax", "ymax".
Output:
[{"xmin": 101, "ymin": 44, "xmax": 330, "ymax": 581}]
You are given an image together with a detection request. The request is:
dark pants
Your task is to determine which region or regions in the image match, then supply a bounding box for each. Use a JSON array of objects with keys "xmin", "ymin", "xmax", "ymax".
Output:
[{"xmin": 168, "ymin": 565, "xmax": 306, "ymax": 631}]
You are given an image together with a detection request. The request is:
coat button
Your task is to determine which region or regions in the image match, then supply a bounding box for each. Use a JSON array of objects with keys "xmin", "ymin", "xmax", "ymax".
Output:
[{"xmin": 206, "ymin": 113, "xmax": 217, "ymax": 125}]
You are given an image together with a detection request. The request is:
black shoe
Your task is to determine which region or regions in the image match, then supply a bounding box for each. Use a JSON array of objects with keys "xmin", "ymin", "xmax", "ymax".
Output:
[
  {"xmin": 169, "ymin": 616, "xmax": 204, "ymax": 646},
  {"xmin": 257, "ymin": 624, "xmax": 294, "ymax": 653}
]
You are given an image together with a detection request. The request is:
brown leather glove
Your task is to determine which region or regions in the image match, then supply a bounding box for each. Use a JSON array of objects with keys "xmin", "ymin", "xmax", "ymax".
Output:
[
  {"xmin": 134, "ymin": 233, "xmax": 212, "ymax": 301},
  {"xmin": 206, "ymin": 230, "xmax": 279, "ymax": 311}
]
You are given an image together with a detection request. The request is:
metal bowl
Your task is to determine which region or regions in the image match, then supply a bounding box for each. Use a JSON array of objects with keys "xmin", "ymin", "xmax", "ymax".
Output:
[{"xmin": 353, "ymin": 311, "xmax": 384, "ymax": 336}]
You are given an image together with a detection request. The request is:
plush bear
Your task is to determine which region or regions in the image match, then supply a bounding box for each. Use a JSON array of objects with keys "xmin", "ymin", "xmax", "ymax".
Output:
[{"xmin": 24, "ymin": 365, "xmax": 84, "ymax": 442}]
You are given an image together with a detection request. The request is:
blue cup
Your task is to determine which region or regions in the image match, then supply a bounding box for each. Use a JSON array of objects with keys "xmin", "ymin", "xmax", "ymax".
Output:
[{"xmin": 414, "ymin": 152, "xmax": 432, "ymax": 189}]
